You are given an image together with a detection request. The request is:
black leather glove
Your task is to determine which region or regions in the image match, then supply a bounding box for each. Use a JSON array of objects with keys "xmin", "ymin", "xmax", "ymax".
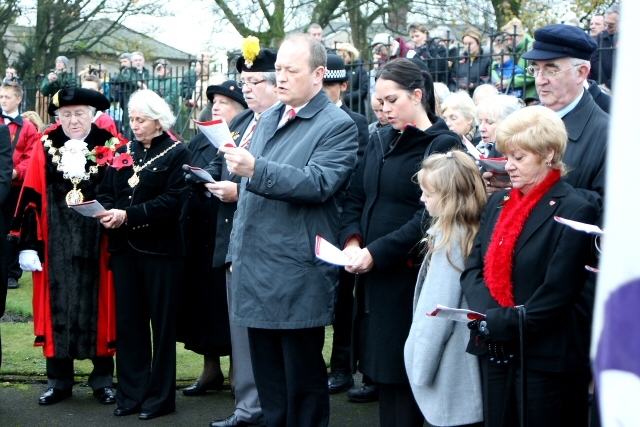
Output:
[{"xmin": 467, "ymin": 318, "xmax": 491, "ymax": 342}]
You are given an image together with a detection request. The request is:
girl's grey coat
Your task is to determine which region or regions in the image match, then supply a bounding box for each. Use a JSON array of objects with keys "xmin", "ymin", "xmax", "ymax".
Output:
[{"xmin": 404, "ymin": 227, "xmax": 483, "ymax": 426}]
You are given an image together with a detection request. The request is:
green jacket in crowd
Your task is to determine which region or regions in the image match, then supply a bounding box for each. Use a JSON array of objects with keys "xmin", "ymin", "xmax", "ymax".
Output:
[
  {"xmin": 510, "ymin": 33, "xmax": 537, "ymax": 99},
  {"xmin": 40, "ymin": 71, "xmax": 78, "ymax": 96},
  {"xmin": 148, "ymin": 75, "xmax": 180, "ymax": 113}
]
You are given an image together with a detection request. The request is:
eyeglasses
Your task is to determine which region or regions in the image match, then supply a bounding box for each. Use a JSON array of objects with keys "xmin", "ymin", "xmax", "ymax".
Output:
[
  {"xmin": 59, "ymin": 110, "xmax": 89, "ymax": 119},
  {"xmin": 238, "ymin": 79, "xmax": 266, "ymax": 89},
  {"xmin": 526, "ymin": 65, "xmax": 578, "ymax": 79}
]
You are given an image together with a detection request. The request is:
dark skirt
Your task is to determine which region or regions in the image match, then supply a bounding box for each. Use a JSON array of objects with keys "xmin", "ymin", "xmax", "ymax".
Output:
[
  {"xmin": 176, "ymin": 190, "xmax": 231, "ymax": 356},
  {"xmin": 177, "ymin": 265, "xmax": 231, "ymax": 356}
]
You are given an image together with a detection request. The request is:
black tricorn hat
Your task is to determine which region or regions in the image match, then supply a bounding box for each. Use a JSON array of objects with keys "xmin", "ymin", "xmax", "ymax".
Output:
[
  {"xmin": 206, "ymin": 80, "xmax": 248, "ymax": 108},
  {"xmin": 236, "ymin": 49, "xmax": 278, "ymax": 73},
  {"xmin": 48, "ymin": 87, "xmax": 111, "ymax": 116}
]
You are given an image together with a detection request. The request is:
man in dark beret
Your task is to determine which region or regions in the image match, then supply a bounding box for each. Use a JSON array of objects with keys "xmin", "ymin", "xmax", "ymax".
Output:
[
  {"xmin": 486, "ymin": 23, "xmax": 609, "ymax": 426},
  {"xmin": 9, "ymin": 87, "xmax": 120, "ymax": 407},
  {"xmin": 202, "ymin": 45, "xmax": 280, "ymax": 427}
]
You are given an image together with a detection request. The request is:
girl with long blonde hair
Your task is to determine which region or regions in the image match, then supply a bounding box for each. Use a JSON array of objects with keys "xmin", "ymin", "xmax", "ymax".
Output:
[{"xmin": 405, "ymin": 150, "xmax": 486, "ymax": 427}]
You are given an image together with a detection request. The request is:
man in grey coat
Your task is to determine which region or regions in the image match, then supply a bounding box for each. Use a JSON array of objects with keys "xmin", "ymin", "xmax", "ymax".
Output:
[{"xmin": 219, "ymin": 34, "xmax": 358, "ymax": 427}]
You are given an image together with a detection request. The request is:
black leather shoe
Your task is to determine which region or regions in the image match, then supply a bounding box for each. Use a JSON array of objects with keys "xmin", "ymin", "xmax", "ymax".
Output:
[
  {"xmin": 138, "ymin": 408, "xmax": 174, "ymax": 420},
  {"xmin": 347, "ymin": 384, "xmax": 380, "ymax": 403},
  {"xmin": 93, "ymin": 386, "xmax": 116, "ymax": 404},
  {"xmin": 328, "ymin": 371, "xmax": 354, "ymax": 394},
  {"xmin": 38, "ymin": 387, "xmax": 72, "ymax": 405},
  {"xmin": 113, "ymin": 406, "xmax": 140, "ymax": 416},
  {"xmin": 182, "ymin": 375, "xmax": 224, "ymax": 396},
  {"xmin": 7, "ymin": 278, "xmax": 19, "ymax": 289},
  {"xmin": 210, "ymin": 413, "xmax": 265, "ymax": 427}
]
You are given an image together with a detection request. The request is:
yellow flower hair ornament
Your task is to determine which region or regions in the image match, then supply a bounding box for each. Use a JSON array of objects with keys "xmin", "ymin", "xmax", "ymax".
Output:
[{"xmin": 242, "ymin": 36, "xmax": 261, "ymax": 69}]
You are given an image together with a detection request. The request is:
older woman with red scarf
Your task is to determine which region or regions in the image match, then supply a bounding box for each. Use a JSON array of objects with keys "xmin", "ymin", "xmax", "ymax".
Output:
[{"xmin": 461, "ymin": 106, "xmax": 597, "ymax": 427}]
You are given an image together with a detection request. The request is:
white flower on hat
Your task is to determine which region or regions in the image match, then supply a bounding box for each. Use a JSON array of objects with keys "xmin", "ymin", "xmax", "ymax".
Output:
[{"xmin": 59, "ymin": 139, "xmax": 89, "ymax": 179}]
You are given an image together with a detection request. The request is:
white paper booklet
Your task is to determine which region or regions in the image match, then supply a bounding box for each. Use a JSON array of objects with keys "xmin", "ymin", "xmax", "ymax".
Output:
[
  {"xmin": 69, "ymin": 200, "xmax": 107, "ymax": 217},
  {"xmin": 315, "ymin": 235, "xmax": 354, "ymax": 267},
  {"xmin": 554, "ymin": 216, "xmax": 604, "ymax": 236},
  {"xmin": 427, "ymin": 304, "xmax": 485, "ymax": 322},
  {"xmin": 193, "ymin": 118, "xmax": 236, "ymax": 148},
  {"xmin": 184, "ymin": 165, "xmax": 215, "ymax": 183}
]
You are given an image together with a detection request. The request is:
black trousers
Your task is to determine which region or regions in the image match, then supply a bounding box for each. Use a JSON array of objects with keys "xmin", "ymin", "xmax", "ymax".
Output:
[
  {"xmin": 46, "ymin": 356, "xmax": 114, "ymax": 391},
  {"xmin": 378, "ymin": 383, "xmax": 424, "ymax": 427},
  {"xmin": 111, "ymin": 248, "xmax": 182, "ymax": 413},
  {"xmin": 479, "ymin": 354, "xmax": 587, "ymax": 427},
  {"xmin": 248, "ymin": 327, "xmax": 329, "ymax": 427}
]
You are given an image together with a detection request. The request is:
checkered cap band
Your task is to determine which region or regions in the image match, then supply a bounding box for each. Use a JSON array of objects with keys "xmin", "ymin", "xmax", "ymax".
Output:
[{"xmin": 324, "ymin": 69, "xmax": 347, "ymax": 80}]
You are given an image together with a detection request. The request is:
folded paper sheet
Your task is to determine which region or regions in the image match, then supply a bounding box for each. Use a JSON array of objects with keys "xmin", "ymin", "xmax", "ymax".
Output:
[{"xmin": 315, "ymin": 235, "xmax": 355, "ymax": 267}]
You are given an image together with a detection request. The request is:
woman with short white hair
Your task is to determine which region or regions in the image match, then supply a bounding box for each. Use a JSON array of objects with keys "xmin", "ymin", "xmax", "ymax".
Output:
[
  {"xmin": 441, "ymin": 90, "xmax": 477, "ymax": 142},
  {"xmin": 97, "ymin": 89, "xmax": 191, "ymax": 420},
  {"xmin": 475, "ymin": 94, "xmax": 523, "ymax": 155}
]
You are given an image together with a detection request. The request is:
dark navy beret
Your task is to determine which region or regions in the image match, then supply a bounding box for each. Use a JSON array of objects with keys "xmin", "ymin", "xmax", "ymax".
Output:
[
  {"xmin": 48, "ymin": 87, "xmax": 111, "ymax": 116},
  {"xmin": 522, "ymin": 24, "xmax": 598, "ymax": 61}
]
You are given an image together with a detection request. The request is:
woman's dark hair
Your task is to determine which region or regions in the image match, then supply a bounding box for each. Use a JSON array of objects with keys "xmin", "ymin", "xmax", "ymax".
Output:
[{"xmin": 376, "ymin": 58, "xmax": 436, "ymax": 121}]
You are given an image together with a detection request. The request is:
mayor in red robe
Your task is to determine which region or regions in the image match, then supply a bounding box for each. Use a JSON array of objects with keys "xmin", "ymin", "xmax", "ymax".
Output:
[{"xmin": 9, "ymin": 88, "xmax": 120, "ymax": 406}]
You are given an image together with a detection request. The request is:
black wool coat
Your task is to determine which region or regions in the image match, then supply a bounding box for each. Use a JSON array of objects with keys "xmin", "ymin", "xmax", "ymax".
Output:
[
  {"xmin": 461, "ymin": 181, "xmax": 597, "ymax": 372},
  {"xmin": 338, "ymin": 118, "xmax": 460, "ymax": 383},
  {"xmin": 449, "ymin": 47, "xmax": 492, "ymax": 95},
  {"xmin": 97, "ymin": 132, "xmax": 190, "ymax": 257}
]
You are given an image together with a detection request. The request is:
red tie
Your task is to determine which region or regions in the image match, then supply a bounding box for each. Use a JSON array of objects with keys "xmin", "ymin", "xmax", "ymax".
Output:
[{"xmin": 240, "ymin": 115, "xmax": 260, "ymax": 149}]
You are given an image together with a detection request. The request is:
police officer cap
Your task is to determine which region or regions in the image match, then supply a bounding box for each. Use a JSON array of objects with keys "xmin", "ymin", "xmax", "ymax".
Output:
[
  {"xmin": 48, "ymin": 87, "xmax": 111, "ymax": 116},
  {"xmin": 236, "ymin": 49, "xmax": 278, "ymax": 73},
  {"xmin": 521, "ymin": 24, "xmax": 598, "ymax": 61},
  {"xmin": 323, "ymin": 54, "xmax": 348, "ymax": 83}
]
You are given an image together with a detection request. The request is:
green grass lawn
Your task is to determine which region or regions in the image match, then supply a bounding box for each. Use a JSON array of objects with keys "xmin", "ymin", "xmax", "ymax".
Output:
[{"xmin": 1, "ymin": 275, "xmax": 334, "ymax": 381}]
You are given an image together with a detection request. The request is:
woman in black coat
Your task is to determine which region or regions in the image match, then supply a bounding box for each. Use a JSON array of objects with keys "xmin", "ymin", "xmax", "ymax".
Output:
[
  {"xmin": 97, "ymin": 89, "xmax": 190, "ymax": 420},
  {"xmin": 461, "ymin": 106, "xmax": 597, "ymax": 427},
  {"xmin": 339, "ymin": 58, "xmax": 460, "ymax": 427},
  {"xmin": 449, "ymin": 27, "xmax": 492, "ymax": 96},
  {"xmin": 178, "ymin": 82, "xmax": 247, "ymax": 396}
]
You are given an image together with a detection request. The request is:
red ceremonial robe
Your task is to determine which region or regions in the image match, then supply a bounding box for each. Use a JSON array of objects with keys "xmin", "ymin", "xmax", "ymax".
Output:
[{"xmin": 9, "ymin": 125, "xmax": 116, "ymax": 358}]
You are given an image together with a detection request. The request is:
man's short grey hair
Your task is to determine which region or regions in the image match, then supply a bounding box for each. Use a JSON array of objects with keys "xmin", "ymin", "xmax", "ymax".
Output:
[
  {"xmin": 282, "ymin": 34, "xmax": 327, "ymax": 71},
  {"xmin": 432, "ymin": 26, "xmax": 456, "ymax": 42},
  {"xmin": 569, "ymin": 57, "xmax": 591, "ymax": 72},
  {"xmin": 606, "ymin": 4, "xmax": 620, "ymax": 16},
  {"xmin": 263, "ymin": 71, "xmax": 276, "ymax": 86},
  {"xmin": 131, "ymin": 51, "xmax": 145, "ymax": 61},
  {"xmin": 128, "ymin": 89, "xmax": 175, "ymax": 130}
]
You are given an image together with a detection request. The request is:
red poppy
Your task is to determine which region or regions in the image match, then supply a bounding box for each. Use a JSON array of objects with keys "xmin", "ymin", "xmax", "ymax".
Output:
[
  {"xmin": 94, "ymin": 146, "xmax": 114, "ymax": 166},
  {"xmin": 114, "ymin": 134, "xmax": 128, "ymax": 149},
  {"xmin": 112, "ymin": 153, "xmax": 133, "ymax": 170}
]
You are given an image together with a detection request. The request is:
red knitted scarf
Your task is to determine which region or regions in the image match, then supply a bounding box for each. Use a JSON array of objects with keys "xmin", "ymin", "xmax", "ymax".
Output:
[{"xmin": 483, "ymin": 169, "xmax": 561, "ymax": 307}]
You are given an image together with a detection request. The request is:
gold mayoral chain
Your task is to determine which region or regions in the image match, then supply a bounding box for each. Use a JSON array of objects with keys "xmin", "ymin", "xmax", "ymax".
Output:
[
  {"xmin": 43, "ymin": 135, "xmax": 99, "ymax": 205},
  {"xmin": 128, "ymin": 141, "xmax": 180, "ymax": 188}
]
